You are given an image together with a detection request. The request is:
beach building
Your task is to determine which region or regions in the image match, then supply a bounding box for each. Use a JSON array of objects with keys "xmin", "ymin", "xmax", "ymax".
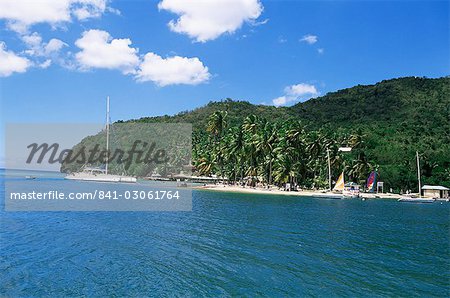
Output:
[{"xmin": 421, "ymin": 185, "xmax": 449, "ymax": 199}]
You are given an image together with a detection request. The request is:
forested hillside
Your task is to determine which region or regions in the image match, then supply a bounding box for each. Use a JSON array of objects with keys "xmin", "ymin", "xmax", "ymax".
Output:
[{"xmin": 67, "ymin": 76, "xmax": 450, "ymax": 191}]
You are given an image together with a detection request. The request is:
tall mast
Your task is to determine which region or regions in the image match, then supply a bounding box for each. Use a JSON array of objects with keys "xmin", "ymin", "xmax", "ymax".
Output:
[
  {"xmin": 106, "ymin": 96, "xmax": 110, "ymax": 175},
  {"xmin": 416, "ymin": 151, "xmax": 421, "ymax": 198}
]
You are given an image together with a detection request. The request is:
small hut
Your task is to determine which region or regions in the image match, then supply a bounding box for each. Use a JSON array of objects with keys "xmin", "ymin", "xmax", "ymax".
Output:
[{"xmin": 421, "ymin": 185, "xmax": 449, "ymax": 199}]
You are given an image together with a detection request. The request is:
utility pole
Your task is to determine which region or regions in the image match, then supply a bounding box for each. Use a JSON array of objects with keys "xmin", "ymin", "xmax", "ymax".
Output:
[
  {"xmin": 327, "ymin": 149, "xmax": 331, "ymax": 191},
  {"xmin": 416, "ymin": 151, "xmax": 421, "ymax": 198}
]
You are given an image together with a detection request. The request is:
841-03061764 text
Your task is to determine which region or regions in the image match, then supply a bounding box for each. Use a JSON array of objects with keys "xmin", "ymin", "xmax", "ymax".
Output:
[
  {"xmin": 10, "ymin": 190, "xmax": 181, "ymax": 200},
  {"xmin": 97, "ymin": 190, "xmax": 180, "ymax": 200}
]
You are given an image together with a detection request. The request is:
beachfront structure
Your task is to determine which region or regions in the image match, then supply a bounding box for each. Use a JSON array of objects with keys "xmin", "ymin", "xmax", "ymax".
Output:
[
  {"xmin": 421, "ymin": 185, "xmax": 449, "ymax": 199},
  {"xmin": 172, "ymin": 173, "xmax": 227, "ymax": 184}
]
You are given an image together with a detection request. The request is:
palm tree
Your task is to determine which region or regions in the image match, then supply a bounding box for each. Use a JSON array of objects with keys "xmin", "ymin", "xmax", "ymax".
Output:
[
  {"xmin": 254, "ymin": 121, "xmax": 278, "ymax": 187},
  {"xmin": 206, "ymin": 111, "xmax": 228, "ymax": 181},
  {"xmin": 243, "ymin": 114, "xmax": 259, "ymax": 134},
  {"xmin": 242, "ymin": 115, "xmax": 261, "ymax": 185},
  {"xmin": 207, "ymin": 111, "xmax": 228, "ymax": 140},
  {"xmin": 348, "ymin": 152, "xmax": 373, "ymax": 181},
  {"xmin": 227, "ymin": 126, "xmax": 245, "ymax": 184},
  {"xmin": 193, "ymin": 110, "xmax": 379, "ymax": 190},
  {"xmin": 349, "ymin": 130, "xmax": 365, "ymax": 149},
  {"xmin": 196, "ymin": 152, "xmax": 215, "ymax": 176},
  {"xmin": 273, "ymin": 154, "xmax": 295, "ymax": 187}
]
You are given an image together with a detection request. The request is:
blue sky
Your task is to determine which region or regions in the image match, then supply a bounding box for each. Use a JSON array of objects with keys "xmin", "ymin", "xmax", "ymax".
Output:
[{"xmin": 0, "ymin": 0, "xmax": 448, "ymax": 125}]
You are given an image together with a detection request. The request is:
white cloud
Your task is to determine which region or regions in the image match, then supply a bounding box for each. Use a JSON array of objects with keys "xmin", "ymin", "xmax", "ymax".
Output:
[
  {"xmin": 285, "ymin": 83, "xmax": 318, "ymax": 97},
  {"xmin": 0, "ymin": 42, "xmax": 31, "ymax": 77},
  {"xmin": 317, "ymin": 48, "xmax": 324, "ymax": 54},
  {"xmin": 300, "ymin": 34, "xmax": 318, "ymax": 45},
  {"xmin": 272, "ymin": 83, "xmax": 319, "ymax": 106},
  {"xmin": 72, "ymin": 0, "xmax": 107, "ymax": 20},
  {"xmin": 273, "ymin": 96, "xmax": 288, "ymax": 106},
  {"xmin": 22, "ymin": 32, "xmax": 67, "ymax": 57},
  {"xmin": 39, "ymin": 59, "xmax": 52, "ymax": 69},
  {"xmin": 136, "ymin": 53, "xmax": 211, "ymax": 86},
  {"xmin": 75, "ymin": 29, "xmax": 139, "ymax": 74},
  {"xmin": 45, "ymin": 38, "xmax": 67, "ymax": 54},
  {"xmin": 22, "ymin": 32, "xmax": 43, "ymax": 48},
  {"xmin": 158, "ymin": 0, "xmax": 263, "ymax": 42},
  {"xmin": 106, "ymin": 7, "xmax": 121, "ymax": 16},
  {"xmin": 72, "ymin": 30, "xmax": 211, "ymax": 86},
  {"xmin": 0, "ymin": 0, "xmax": 110, "ymax": 33}
]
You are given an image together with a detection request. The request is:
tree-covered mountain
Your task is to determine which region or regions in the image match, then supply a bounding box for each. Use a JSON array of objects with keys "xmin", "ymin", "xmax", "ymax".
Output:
[
  {"xmin": 68, "ymin": 76, "xmax": 450, "ymax": 191},
  {"xmin": 129, "ymin": 99, "xmax": 295, "ymax": 129},
  {"xmin": 131, "ymin": 76, "xmax": 449, "ymax": 132}
]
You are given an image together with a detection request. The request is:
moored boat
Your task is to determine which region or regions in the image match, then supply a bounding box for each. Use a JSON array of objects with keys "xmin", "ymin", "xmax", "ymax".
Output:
[
  {"xmin": 324, "ymin": 172, "xmax": 345, "ymax": 199},
  {"xmin": 366, "ymin": 171, "xmax": 377, "ymax": 193},
  {"xmin": 333, "ymin": 172, "xmax": 345, "ymax": 192},
  {"xmin": 64, "ymin": 97, "xmax": 136, "ymax": 183},
  {"xmin": 398, "ymin": 151, "xmax": 434, "ymax": 203},
  {"xmin": 65, "ymin": 167, "xmax": 137, "ymax": 183},
  {"xmin": 343, "ymin": 182, "xmax": 360, "ymax": 198}
]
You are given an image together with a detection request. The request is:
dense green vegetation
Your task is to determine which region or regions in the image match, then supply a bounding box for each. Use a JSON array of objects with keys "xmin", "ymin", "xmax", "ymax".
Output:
[
  {"xmin": 193, "ymin": 112, "xmax": 375, "ymax": 190},
  {"xmin": 70, "ymin": 76, "xmax": 450, "ymax": 192},
  {"xmin": 61, "ymin": 123, "xmax": 192, "ymax": 177}
]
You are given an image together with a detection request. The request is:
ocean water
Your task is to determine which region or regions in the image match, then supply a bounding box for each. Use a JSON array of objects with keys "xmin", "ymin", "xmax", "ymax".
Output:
[{"xmin": 1, "ymin": 170, "xmax": 449, "ymax": 296}]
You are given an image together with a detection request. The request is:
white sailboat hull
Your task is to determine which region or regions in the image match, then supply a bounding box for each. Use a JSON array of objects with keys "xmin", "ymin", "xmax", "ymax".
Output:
[
  {"xmin": 65, "ymin": 173, "xmax": 137, "ymax": 183},
  {"xmin": 64, "ymin": 97, "xmax": 137, "ymax": 184}
]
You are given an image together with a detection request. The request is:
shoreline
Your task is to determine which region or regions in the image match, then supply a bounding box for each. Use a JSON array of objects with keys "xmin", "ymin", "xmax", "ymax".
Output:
[{"xmin": 193, "ymin": 184, "xmax": 404, "ymax": 200}]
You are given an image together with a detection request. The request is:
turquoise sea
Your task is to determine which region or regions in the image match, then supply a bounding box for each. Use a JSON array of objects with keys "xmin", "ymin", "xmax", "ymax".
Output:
[{"xmin": 1, "ymin": 170, "xmax": 449, "ymax": 296}]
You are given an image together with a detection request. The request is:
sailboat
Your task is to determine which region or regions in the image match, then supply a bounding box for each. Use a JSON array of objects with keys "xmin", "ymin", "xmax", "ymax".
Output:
[
  {"xmin": 332, "ymin": 172, "xmax": 360, "ymax": 198},
  {"xmin": 333, "ymin": 172, "xmax": 345, "ymax": 192},
  {"xmin": 65, "ymin": 97, "xmax": 137, "ymax": 183},
  {"xmin": 366, "ymin": 171, "xmax": 377, "ymax": 193},
  {"xmin": 318, "ymin": 171, "xmax": 342, "ymax": 198},
  {"xmin": 398, "ymin": 152, "xmax": 433, "ymax": 203}
]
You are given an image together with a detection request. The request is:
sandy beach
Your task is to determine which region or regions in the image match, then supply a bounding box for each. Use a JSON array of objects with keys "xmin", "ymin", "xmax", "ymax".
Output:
[{"xmin": 193, "ymin": 184, "xmax": 405, "ymax": 200}]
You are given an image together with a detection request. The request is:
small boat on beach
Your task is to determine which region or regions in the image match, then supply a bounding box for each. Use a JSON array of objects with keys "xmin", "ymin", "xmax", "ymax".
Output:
[
  {"xmin": 343, "ymin": 182, "xmax": 360, "ymax": 198},
  {"xmin": 333, "ymin": 172, "xmax": 345, "ymax": 192},
  {"xmin": 331, "ymin": 172, "xmax": 360, "ymax": 198},
  {"xmin": 322, "ymin": 172, "xmax": 345, "ymax": 199},
  {"xmin": 366, "ymin": 171, "xmax": 377, "ymax": 193}
]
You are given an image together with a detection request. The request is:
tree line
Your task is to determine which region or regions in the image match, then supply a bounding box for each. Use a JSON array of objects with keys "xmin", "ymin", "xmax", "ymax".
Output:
[{"xmin": 193, "ymin": 111, "xmax": 374, "ymax": 190}]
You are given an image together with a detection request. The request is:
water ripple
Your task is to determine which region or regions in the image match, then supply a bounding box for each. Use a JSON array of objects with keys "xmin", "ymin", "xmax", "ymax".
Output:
[{"xmin": 1, "ymin": 177, "xmax": 449, "ymax": 296}]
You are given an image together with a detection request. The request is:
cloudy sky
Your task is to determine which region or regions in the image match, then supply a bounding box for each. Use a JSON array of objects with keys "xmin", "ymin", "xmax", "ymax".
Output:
[{"xmin": 0, "ymin": 0, "xmax": 448, "ymax": 124}]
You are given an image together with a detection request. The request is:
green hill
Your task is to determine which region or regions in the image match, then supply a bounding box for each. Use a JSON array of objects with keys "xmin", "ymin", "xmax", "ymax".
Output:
[
  {"xmin": 129, "ymin": 99, "xmax": 295, "ymax": 129},
  {"xmin": 130, "ymin": 76, "xmax": 449, "ymax": 132},
  {"xmin": 67, "ymin": 76, "xmax": 450, "ymax": 191}
]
